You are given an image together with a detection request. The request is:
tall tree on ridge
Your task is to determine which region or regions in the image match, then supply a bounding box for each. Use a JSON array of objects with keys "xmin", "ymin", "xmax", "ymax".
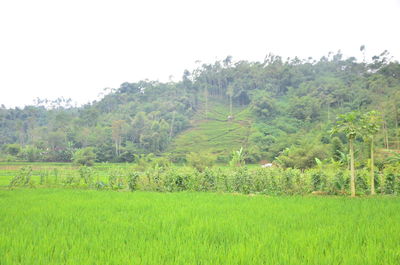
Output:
[
  {"xmin": 112, "ymin": 120, "xmax": 125, "ymax": 157},
  {"xmin": 227, "ymin": 85, "xmax": 233, "ymax": 117}
]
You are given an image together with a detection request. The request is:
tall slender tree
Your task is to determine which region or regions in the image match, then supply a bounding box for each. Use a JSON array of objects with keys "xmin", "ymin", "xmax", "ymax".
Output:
[
  {"xmin": 331, "ymin": 111, "xmax": 362, "ymax": 197},
  {"xmin": 112, "ymin": 120, "xmax": 125, "ymax": 157},
  {"xmin": 227, "ymin": 85, "xmax": 233, "ymax": 117},
  {"xmin": 361, "ymin": 111, "xmax": 381, "ymax": 195},
  {"xmin": 204, "ymin": 85, "xmax": 209, "ymax": 119}
]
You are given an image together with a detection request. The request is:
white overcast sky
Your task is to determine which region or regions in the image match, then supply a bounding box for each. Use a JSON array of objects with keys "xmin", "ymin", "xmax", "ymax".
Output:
[{"xmin": 0, "ymin": 0, "xmax": 399, "ymax": 107}]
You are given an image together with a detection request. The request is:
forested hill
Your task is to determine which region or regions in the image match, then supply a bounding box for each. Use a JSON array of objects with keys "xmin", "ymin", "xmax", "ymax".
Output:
[{"xmin": 1, "ymin": 50, "xmax": 399, "ymax": 166}]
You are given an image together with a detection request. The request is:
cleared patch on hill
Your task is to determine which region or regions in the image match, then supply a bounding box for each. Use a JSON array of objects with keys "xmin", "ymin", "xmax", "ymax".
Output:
[{"xmin": 168, "ymin": 99, "xmax": 253, "ymax": 160}]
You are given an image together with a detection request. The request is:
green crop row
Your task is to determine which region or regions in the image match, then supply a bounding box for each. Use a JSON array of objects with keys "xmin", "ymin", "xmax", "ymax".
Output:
[{"xmin": 5, "ymin": 164, "xmax": 400, "ymax": 196}]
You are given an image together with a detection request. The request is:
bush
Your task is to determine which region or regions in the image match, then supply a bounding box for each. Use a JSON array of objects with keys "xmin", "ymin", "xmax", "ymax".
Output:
[
  {"xmin": 164, "ymin": 169, "xmax": 190, "ymax": 192},
  {"xmin": 108, "ymin": 168, "xmax": 126, "ymax": 190},
  {"xmin": 199, "ymin": 168, "xmax": 217, "ymax": 191},
  {"xmin": 233, "ymin": 167, "xmax": 253, "ymax": 194},
  {"xmin": 186, "ymin": 152, "xmax": 214, "ymax": 172},
  {"xmin": 9, "ymin": 166, "xmax": 33, "ymax": 188},
  {"xmin": 73, "ymin": 147, "xmax": 96, "ymax": 166},
  {"xmin": 276, "ymin": 144, "xmax": 328, "ymax": 169},
  {"xmin": 79, "ymin": 166, "xmax": 94, "ymax": 186},
  {"xmin": 0, "ymin": 154, "xmax": 18, "ymax": 162},
  {"xmin": 4, "ymin": 144, "xmax": 21, "ymax": 156},
  {"xmin": 9, "ymin": 157, "xmax": 398, "ymax": 196},
  {"xmin": 382, "ymin": 164, "xmax": 400, "ymax": 194},
  {"xmin": 128, "ymin": 172, "xmax": 139, "ymax": 191},
  {"xmin": 22, "ymin": 145, "xmax": 41, "ymax": 162}
]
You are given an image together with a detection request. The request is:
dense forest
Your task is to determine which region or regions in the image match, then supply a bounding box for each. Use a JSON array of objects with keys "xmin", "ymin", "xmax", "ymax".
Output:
[{"xmin": 1, "ymin": 49, "xmax": 399, "ymax": 168}]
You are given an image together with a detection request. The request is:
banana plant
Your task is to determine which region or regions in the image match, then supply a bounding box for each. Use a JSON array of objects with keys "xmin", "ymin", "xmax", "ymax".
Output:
[{"xmin": 230, "ymin": 147, "xmax": 245, "ymax": 167}]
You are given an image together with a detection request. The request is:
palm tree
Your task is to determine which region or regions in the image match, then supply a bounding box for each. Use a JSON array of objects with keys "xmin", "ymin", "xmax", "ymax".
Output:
[{"xmin": 331, "ymin": 111, "xmax": 362, "ymax": 197}]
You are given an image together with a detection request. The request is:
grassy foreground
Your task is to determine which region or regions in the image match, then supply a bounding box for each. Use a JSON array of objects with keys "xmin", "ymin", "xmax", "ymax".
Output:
[{"xmin": 1, "ymin": 189, "xmax": 399, "ymax": 265}]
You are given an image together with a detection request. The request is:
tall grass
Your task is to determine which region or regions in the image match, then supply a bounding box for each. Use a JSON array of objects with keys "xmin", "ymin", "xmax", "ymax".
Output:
[{"xmin": 0, "ymin": 189, "xmax": 399, "ymax": 264}]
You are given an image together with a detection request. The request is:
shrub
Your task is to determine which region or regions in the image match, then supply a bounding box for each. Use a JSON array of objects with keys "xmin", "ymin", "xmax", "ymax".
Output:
[
  {"xmin": 128, "ymin": 172, "xmax": 139, "ymax": 191},
  {"xmin": 108, "ymin": 168, "xmax": 126, "ymax": 190},
  {"xmin": 164, "ymin": 169, "xmax": 189, "ymax": 192},
  {"xmin": 199, "ymin": 168, "xmax": 217, "ymax": 191},
  {"xmin": 95, "ymin": 181, "xmax": 107, "ymax": 190},
  {"xmin": 233, "ymin": 167, "xmax": 253, "ymax": 194},
  {"xmin": 79, "ymin": 166, "xmax": 94, "ymax": 185},
  {"xmin": 382, "ymin": 164, "xmax": 400, "ymax": 194},
  {"xmin": 39, "ymin": 171, "xmax": 49, "ymax": 185},
  {"xmin": 4, "ymin": 144, "xmax": 21, "ymax": 156},
  {"xmin": 9, "ymin": 166, "xmax": 33, "ymax": 188},
  {"xmin": 276, "ymin": 145, "xmax": 328, "ymax": 169},
  {"xmin": 186, "ymin": 152, "xmax": 214, "ymax": 172},
  {"xmin": 73, "ymin": 147, "xmax": 96, "ymax": 166},
  {"xmin": 22, "ymin": 145, "xmax": 42, "ymax": 162}
]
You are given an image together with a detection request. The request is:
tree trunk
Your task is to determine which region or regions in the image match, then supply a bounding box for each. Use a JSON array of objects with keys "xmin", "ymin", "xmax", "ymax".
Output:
[
  {"xmin": 349, "ymin": 139, "xmax": 356, "ymax": 197},
  {"xmin": 229, "ymin": 95, "xmax": 232, "ymax": 117},
  {"xmin": 383, "ymin": 119, "xmax": 389, "ymax": 149},
  {"xmin": 370, "ymin": 137, "xmax": 375, "ymax": 195},
  {"xmin": 204, "ymin": 88, "xmax": 208, "ymax": 119},
  {"xmin": 327, "ymin": 103, "xmax": 330, "ymax": 124},
  {"xmin": 169, "ymin": 111, "xmax": 176, "ymax": 140}
]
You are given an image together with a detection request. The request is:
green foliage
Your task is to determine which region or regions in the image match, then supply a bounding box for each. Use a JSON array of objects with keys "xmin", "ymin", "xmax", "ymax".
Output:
[
  {"xmin": 360, "ymin": 110, "xmax": 382, "ymax": 139},
  {"xmin": 127, "ymin": 172, "xmax": 139, "ymax": 191},
  {"xmin": 186, "ymin": 152, "xmax": 214, "ymax": 172},
  {"xmin": 382, "ymin": 165, "xmax": 400, "ymax": 194},
  {"xmin": 199, "ymin": 168, "xmax": 217, "ymax": 191},
  {"xmin": 331, "ymin": 137, "xmax": 344, "ymax": 161},
  {"xmin": 276, "ymin": 145, "xmax": 328, "ymax": 169},
  {"xmin": 386, "ymin": 152, "xmax": 400, "ymax": 164},
  {"xmin": 232, "ymin": 167, "xmax": 253, "ymax": 194},
  {"xmin": 22, "ymin": 145, "xmax": 42, "ymax": 162},
  {"xmin": 108, "ymin": 167, "xmax": 126, "ymax": 190},
  {"xmin": 1, "ymin": 162, "xmax": 400, "ymax": 196},
  {"xmin": 79, "ymin": 166, "xmax": 93, "ymax": 185},
  {"xmin": 73, "ymin": 147, "xmax": 96, "ymax": 166},
  {"xmin": 169, "ymin": 99, "xmax": 250, "ymax": 159},
  {"xmin": 0, "ymin": 51, "xmax": 399, "ymax": 166},
  {"xmin": 288, "ymin": 96, "xmax": 320, "ymax": 122},
  {"xmin": 331, "ymin": 111, "xmax": 363, "ymax": 140},
  {"xmin": 251, "ymin": 92, "xmax": 277, "ymax": 119},
  {"xmin": 8, "ymin": 166, "xmax": 33, "ymax": 188},
  {"xmin": 0, "ymin": 154, "xmax": 18, "ymax": 162},
  {"xmin": 134, "ymin": 154, "xmax": 171, "ymax": 171},
  {"xmin": 4, "ymin": 144, "xmax": 21, "ymax": 156},
  {"xmin": 229, "ymin": 147, "xmax": 245, "ymax": 167}
]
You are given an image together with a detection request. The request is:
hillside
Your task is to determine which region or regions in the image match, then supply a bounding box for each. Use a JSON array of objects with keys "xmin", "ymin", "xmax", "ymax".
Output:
[
  {"xmin": 1, "ymin": 51, "xmax": 400, "ymax": 167},
  {"xmin": 168, "ymin": 99, "xmax": 253, "ymax": 161}
]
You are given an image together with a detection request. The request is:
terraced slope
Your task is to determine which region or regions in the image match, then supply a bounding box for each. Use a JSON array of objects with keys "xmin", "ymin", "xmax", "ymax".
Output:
[{"xmin": 168, "ymin": 99, "xmax": 253, "ymax": 159}]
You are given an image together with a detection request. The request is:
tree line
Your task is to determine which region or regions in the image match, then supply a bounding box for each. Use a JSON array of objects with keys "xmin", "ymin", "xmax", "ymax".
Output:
[{"xmin": 1, "ymin": 48, "xmax": 399, "ymax": 167}]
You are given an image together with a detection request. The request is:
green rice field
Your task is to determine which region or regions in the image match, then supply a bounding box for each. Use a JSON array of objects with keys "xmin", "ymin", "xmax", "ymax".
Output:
[{"xmin": 1, "ymin": 189, "xmax": 399, "ymax": 265}]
